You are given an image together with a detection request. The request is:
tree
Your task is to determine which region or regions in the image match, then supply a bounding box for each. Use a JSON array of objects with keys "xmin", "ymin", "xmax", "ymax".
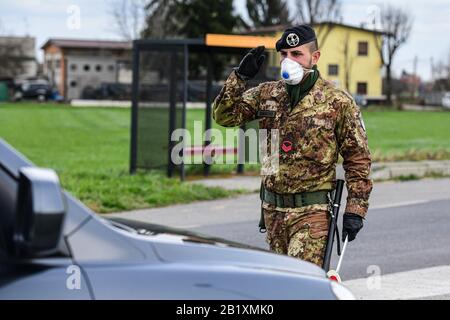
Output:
[
  {"xmin": 141, "ymin": 0, "xmax": 239, "ymax": 39},
  {"xmin": 0, "ymin": 20, "xmax": 25, "ymax": 79},
  {"xmin": 432, "ymin": 52, "xmax": 450, "ymax": 91},
  {"xmin": 294, "ymin": 0, "xmax": 342, "ymax": 46},
  {"xmin": 175, "ymin": 0, "xmax": 239, "ymax": 38},
  {"xmin": 375, "ymin": 5, "xmax": 413, "ymax": 104},
  {"xmin": 141, "ymin": 0, "xmax": 240, "ymax": 79},
  {"xmin": 109, "ymin": 0, "xmax": 146, "ymax": 40},
  {"xmin": 181, "ymin": 0, "xmax": 241, "ymax": 79},
  {"xmin": 141, "ymin": 0, "xmax": 181, "ymax": 39},
  {"xmin": 245, "ymin": 0, "xmax": 291, "ymax": 28},
  {"xmin": 342, "ymin": 31, "xmax": 354, "ymax": 92}
]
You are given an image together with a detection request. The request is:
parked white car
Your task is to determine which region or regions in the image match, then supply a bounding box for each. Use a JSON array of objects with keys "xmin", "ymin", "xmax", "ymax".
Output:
[{"xmin": 442, "ymin": 92, "xmax": 450, "ymax": 109}]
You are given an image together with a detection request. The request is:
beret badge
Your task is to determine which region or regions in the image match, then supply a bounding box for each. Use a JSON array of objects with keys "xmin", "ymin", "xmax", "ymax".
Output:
[{"xmin": 286, "ymin": 33, "xmax": 300, "ymax": 47}]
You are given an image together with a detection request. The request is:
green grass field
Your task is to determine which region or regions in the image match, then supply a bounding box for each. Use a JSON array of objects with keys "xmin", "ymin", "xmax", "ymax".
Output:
[
  {"xmin": 0, "ymin": 103, "xmax": 245, "ymax": 213},
  {"xmin": 1, "ymin": 102, "xmax": 449, "ymax": 213},
  {"xmin": 363, "ymin": 111, "xmax": 450, "ymax": 161}
]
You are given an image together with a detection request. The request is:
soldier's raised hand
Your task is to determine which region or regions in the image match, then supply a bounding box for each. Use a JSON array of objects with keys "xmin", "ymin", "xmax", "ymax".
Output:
[{"xmin": 236, "ymin": 46, "xmax": 266, "ymax": 80}]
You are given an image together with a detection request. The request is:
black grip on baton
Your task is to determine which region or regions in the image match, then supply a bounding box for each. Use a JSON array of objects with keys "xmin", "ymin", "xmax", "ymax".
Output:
[{"xmin": 333, "ymin": 180, "xmax": 344, "ymax": 206}]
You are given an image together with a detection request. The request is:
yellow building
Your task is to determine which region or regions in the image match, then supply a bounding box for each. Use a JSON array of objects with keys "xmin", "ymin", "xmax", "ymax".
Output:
[{"xmin": 312, "ymin": 23, "xmax": 384, "ymax": 100}]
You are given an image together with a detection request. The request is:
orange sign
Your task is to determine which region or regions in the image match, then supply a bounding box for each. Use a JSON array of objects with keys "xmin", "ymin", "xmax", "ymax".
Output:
[{"xmin": 205, "ymin": 34, "xmax": 277, "ymax": 49}]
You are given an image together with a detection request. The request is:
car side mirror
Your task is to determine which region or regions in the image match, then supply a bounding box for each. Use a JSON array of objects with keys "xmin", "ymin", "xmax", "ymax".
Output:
[{"xmin": 13, "ymin": 167, "xmax": 66, "ymax": 258}]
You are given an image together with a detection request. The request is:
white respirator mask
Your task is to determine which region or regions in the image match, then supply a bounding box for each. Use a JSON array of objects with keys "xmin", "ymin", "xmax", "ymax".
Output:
[{"xmin": 280, "ymin": 58, "xmax": 314, "ymax": 85}]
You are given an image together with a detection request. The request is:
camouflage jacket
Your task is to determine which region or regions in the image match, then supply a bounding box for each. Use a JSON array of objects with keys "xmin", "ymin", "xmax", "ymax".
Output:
[{"xmin": 213, "ymin": 70, "xmax": 373, "ymax": 218}]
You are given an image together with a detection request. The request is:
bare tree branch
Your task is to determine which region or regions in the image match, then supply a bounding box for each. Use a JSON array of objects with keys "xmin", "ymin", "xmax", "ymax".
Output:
[
  {"xmin": 342, "ymin": 31, "xmax": 354, "ymax": 92},
  {"xmin": 0, "ymin": 38, "xmax": 26, "ymax": 79},
  {"xmin": 0, "ymin": 19, "xmax": 27, "ymax": 78},
  {"xmin": 294, "ymin": 0, "xmax": 341, "ymax": 25},
  {"xmin": 294, "ymin": 0, "xmax": 342, "ymax": 47},
  {"xmin": 108, "ymin": 0, "xmax": 146, "ymax": 40},
  {"xmin": 376, "ymin": 5, "xmax": 413, "ymax": 104},
  {"xmin": 141, "ymin": 0, "xmax": 181, "ymax": 39},
  {"xmin": 246, "ymin": 0, "xmax": 291, "ymax": 28}
]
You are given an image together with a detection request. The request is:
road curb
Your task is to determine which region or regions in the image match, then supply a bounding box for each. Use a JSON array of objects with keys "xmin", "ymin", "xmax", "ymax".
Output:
[
  {"xmin": 188, "ymin": 160, "xmax": 450, "ymax": 191},
  {"xmin": 371, "ymin": 160, "xmax": 450, "ymax": 181}
]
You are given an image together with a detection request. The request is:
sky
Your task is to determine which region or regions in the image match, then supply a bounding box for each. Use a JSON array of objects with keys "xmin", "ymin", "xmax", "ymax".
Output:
[{"xmin": 0, "ymin": 0, "xmax": 449, "ymax": 81}]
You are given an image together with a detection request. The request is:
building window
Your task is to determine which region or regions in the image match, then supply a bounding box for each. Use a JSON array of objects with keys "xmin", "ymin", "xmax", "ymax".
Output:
[
  {"xmin": 108, "ymin": 65, "xmax": 115, "ymax": 72},
  {"xmin": 357, "ymin": 82, "xmax": 368, "ymax": 95},
  {"xmin": 55, "ymin": 59, "xmax": 61, "ymax": 69},
  {"xmin": 328, "ymin": 64, "xmax": 339, "ymax": 76},
  {"xmin": 70, "ymin": 64, "xmax": 77, "ymax": 71},
  {"xmin": 70, "ymin": 80, "xmax": 77, "ymax": 88},
  {"xmin": 96, "ymin": 64, "xmax": 102, "ymax": 72},
  {"xmin": 358, "ymin": 41, "xmax": 368, "ymax": 56},
  {"xmin": 84, "ymin": 64, "xmax": 90, "ymax": 72}
]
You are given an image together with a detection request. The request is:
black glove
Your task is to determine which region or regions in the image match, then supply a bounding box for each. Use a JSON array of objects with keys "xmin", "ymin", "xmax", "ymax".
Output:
[
  {"xmin": 342, "ymin": 213, "xmax": 363, "ymax": 242},
  {"xmin": 235, "ymin": 46, "xmax": 266, "ymax": 80}
]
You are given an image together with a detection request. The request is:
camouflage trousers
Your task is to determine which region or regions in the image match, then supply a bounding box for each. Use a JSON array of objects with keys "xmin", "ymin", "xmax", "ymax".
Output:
[{"xmin": 262, "ymin": 202, "xmax": 331, "ymax": 267}]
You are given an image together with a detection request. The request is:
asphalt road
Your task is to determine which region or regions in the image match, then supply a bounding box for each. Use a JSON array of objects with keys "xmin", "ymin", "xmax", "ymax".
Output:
[
  {"xmin": 190, "ymin": 198, "xmax": 450, "ymax": 281},
  {"xmin": 112, "ymin": 178, "xmax": 450, "ymax": 299}
]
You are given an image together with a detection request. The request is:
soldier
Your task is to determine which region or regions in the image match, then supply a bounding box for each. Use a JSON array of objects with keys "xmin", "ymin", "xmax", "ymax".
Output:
[{"xmin": 212, "ymin": 25, "xmax": 373, "ymax": 267}]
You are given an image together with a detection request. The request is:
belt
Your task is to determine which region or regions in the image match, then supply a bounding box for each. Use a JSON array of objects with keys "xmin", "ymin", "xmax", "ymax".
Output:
[{"xmin": 260, "ymin": 185, "xmax": 329, "ymax": 208}]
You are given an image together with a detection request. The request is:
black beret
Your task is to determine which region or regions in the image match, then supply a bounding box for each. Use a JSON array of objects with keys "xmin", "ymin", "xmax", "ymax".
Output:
[{"xmin": 276, "ymin": 25, "xmax": 317, "ymax": 51}]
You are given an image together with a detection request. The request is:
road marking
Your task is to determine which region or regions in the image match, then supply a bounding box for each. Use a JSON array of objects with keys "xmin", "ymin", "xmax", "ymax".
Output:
[
  {"xmin": 343, "ymin": 265, "xmax": 450, "ymax": 300},
  {"xmin": 371, "ymin": 199, "xmax": 430, "ymax": 210}
]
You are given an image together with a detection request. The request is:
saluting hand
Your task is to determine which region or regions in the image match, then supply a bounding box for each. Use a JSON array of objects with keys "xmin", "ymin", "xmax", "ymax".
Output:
[{"xmin": 236, "ymin": 46, "xmax": 266, "ymax": 80}]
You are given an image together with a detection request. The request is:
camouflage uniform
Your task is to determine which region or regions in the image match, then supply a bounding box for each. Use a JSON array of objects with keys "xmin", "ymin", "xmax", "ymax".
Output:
[{"xmin": 213, "ymin": 70, "xmax": 373, "ymax": 267}]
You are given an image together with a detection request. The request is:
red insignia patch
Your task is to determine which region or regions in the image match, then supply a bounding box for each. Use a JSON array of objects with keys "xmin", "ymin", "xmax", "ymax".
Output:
[{"xmin": 281, "ymin": 140, "xmax": 293, "ymax": 153}]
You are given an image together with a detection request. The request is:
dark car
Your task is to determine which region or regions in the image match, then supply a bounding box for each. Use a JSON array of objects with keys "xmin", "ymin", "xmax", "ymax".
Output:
[
  {"xmin": 81, "ymin": 83, "xmax": 132, "ymax": 100},
  {"xmin": 14, "ymin": 80, "xmax": 52, "ymax": 102},
  {"xmin": 0, "ymin": 138, "xmax": 354, "ymax": 300}
]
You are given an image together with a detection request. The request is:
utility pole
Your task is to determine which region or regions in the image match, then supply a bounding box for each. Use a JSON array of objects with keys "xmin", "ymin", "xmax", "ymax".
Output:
[
  {"xmin": 412, "ymin": 55, "xmax": 418, "ymax": 99},
  {"xmin": 430, "ymin": 57, "xmax": 435, "ymax": 83}
]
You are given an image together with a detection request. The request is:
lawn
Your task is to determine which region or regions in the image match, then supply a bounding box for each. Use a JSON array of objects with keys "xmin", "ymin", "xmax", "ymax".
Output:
[
  {"xmin": 1, "ymin": 102, "xmax": 449, "ymax": 213},
  {"xmin": 0, "ymin": 103, "xmax": 245, "ymax": 213},
  {"xmin": 187, "ymin": 108, "xmax": 450, "ymax": 162},
  {"xmin": 363, "ymin": 111, "xmax": 450, "ymax": 161}
]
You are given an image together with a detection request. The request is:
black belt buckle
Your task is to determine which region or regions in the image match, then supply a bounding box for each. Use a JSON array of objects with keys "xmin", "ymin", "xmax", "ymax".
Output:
[{"xmin": 282, "ymin": 194, "xmax": 295, "ymax": 208}]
